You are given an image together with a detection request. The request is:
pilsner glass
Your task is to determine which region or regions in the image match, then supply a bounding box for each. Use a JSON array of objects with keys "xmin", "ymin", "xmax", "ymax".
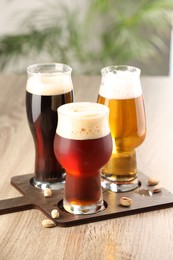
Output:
[
  {"xmin": 26, "ymin": 63, "xmax": 73, "ymax": 189},
  {"xmin": 54, "ymin": 102, "xmax": 112, "ymax": 214},
  {"xmin": 97, "ymin": 65, "xmax": 146, "ymax": 192}
]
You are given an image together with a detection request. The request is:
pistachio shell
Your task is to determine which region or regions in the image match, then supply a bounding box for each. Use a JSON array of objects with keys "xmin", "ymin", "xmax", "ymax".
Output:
[
  {"xmin": 119, "ymin": 196, "xmax": 133, "ymax": 207},
  {"xmin": 42, "ymin": 219, "xmax": 56, "ymax": 228},
  {"xmin": 151, "ymin": 184, "xmax": 162, "ymax": 193},
  {"xmin": 43, "ymin": 188, "xmax": 52, "ymax": 197},
  {"xmin": 147, "ymin": 177, "xmax": 160, "ymax": 186},
  {"xmin": 51, "ymin": 209, "xmax": 59, "ymax": 219}
]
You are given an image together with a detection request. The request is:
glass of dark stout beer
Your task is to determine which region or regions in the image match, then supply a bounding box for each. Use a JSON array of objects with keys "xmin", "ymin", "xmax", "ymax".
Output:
[
  {"xmin": 54, "ymin": 102, "xmax": 112, "ymax": 214},
  {"xmin": 26, "ymin": 63, "xmax": 73, "ymax": 189},
  {"xmin": 97, "ymin": 65, "xmax": 146, "ymax": 192}
]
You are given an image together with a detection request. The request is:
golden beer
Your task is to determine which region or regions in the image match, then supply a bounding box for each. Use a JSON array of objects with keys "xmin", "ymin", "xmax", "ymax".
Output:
[{"xmin": 97, "ymin": 65, "xmax": 146, "ymax": 192}]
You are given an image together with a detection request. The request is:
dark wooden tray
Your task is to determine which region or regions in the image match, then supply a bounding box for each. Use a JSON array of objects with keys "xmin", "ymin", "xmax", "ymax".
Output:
[{"xmin": 0, "ymin": 172, "xmax": 173, "ymax": 227}]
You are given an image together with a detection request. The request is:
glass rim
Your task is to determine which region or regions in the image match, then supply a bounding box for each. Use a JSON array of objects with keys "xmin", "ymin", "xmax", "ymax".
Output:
[
  {"xmin": 57, "ymin": 102, "xmax": 109, "ymax": 119},
  {"xmin": 101, "ymin": 65, "xmax": 141, "ymax": 75},
  {"xmin": 26, "ymin": 63, "xmax": 72, "ymax": 76}
]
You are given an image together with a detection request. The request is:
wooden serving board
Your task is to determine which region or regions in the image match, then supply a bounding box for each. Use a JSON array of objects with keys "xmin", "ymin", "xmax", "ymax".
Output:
[{"xmin": 0, "ymin": 172, "xmax": 173, "ymax": 227}]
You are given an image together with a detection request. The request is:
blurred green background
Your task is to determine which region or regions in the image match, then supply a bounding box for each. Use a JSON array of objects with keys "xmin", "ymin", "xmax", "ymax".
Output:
[{"xmin": 0, "ymin": 0, "xmax": 172, "ymax": 75}]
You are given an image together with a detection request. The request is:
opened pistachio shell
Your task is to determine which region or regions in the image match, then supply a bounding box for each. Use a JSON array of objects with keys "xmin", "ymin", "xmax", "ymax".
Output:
[
  {"xmin": 119, "ymin": 196, "xmax": 133, "ymax": 207},
  {"xmin": 147, "ymin": 178, "xmax": 159, "ymax": 186}
]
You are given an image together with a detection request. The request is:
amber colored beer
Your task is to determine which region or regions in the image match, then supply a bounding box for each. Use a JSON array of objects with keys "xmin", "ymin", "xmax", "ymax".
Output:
[
  {"xmin": 26, "ymin": 63, "xmax": 73, "ymax": 189},
  {"xmin": 54, "ymin": 102, "xmax": 112, "ymax": 214},
  {"xmin": 54, "ymin": 134, "xmax": 112, "ymax": 205},
  {"xmin": 97, "ymin": 65, "xmax": 146, "ymax": 191}
]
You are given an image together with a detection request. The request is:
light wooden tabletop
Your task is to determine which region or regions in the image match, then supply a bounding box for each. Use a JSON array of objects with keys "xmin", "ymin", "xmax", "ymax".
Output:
[{"xmin": 0, "ymin": 74, "xmax": 173, "ymax": 260}]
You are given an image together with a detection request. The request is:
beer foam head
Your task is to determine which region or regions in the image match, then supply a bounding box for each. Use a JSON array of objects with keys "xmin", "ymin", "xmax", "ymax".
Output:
[
  {"xmin": 26, "ymin": 63, "xmax": 73, "ymax": 95},
  {"xmin": 99, "ymin": 65, "xmax": 142, "ymax": 100},
  {"xmin": 57, "ymin": 102, "xmax": 110, "ymax": 140}
]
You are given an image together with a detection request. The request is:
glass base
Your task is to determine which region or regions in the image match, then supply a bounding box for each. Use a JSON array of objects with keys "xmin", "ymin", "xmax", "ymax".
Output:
[
  {"xmin": 31, "ymin": 177, "xmax": 65, "ymax": 190},
  {"xmin": 63, "ymin": 199, "xmax": 105, "ymax": 215},
  {"xmin": 101, "ymin": 176, "xmax": 139, "ymax": 192}
]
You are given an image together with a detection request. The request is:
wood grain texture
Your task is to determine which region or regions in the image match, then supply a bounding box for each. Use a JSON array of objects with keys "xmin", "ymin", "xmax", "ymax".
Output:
[
  {"xmin": 0, "ymin": 75, "xmax": 173, "ymax": 260},
  {"xmin": 1, "ymin": 172, "xmax": 173, "ymax": 228}
]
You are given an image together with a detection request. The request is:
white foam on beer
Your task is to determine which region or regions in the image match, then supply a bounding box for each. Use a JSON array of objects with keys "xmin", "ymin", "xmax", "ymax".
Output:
[
  {"xmin": 57, "ymin": 102, "xmax": 110, "ymax": 140},
  {"xmin": 26, "ymin": 74, "xmax": 73, "ymax": 95},
  {"xmin": 99, "ymin": 70, "xmax": 142, "ymax": 99}
]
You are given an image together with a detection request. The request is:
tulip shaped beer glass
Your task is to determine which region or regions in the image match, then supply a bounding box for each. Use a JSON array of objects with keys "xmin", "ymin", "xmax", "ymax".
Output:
[
  {"xmin": 54, "ymin": 102, "xmax": 112, "ymax": 214},
  {"xmin": 97, "ymin": 65, "xmax": 146, "ymax": 192},
  {"xmin": 26, "ymin": 63, "xmax": 73, "ymax": 189}
]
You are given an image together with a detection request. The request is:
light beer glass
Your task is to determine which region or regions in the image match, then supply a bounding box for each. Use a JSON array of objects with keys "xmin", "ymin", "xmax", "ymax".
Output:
[
  {"xmin": 54, "ymin": 102, "xmax": 112, "ymax": 214},
  {"xmin": 26, "ymin": 63, "xmax": 73, "ymax": 189},
  {"xmin": 97, "ymin": 65, "xmax": 146, "ymax": 192}
]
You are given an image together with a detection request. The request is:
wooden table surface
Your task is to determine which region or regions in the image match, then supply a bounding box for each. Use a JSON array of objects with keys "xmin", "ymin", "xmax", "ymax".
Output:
[{"xmin": 0, "ymin": 74, "xmax": 173, "ymax": 260}]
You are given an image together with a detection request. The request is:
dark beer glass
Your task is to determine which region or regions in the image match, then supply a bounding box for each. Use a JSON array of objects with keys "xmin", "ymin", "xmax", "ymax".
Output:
[
  {"xmin": 97, "ymin": 65, "xmax": 146, "ymax": 192},
  {"xmin": 26, "ymin": 63, "xmax": 73, "ymax": 189},
  {"xmin": 54, "ymin": 102, "xmax": 112, "ymax": 214}
]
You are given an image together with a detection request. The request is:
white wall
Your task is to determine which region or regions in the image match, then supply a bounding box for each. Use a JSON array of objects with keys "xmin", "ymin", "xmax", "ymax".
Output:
[
  {"xmin": 169, "ymin": 17, "xmax": 173, "ymax": 77},
  {"xmin": 0, "ymin": 0, "xmax": 171, "ymax": 75},
  {"xmin": 0, "ymin": 0, "xmax": 43, "ymax": 35},
  {"xmin": 0, "ymin": 0, "xmax": 86, "ymax": 35}
]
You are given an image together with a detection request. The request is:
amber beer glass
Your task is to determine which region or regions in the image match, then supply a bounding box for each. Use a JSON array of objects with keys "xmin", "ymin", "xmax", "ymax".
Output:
[
  {"xmin": 97, "ymin": 65, "xmax": 146, "ymax": 192},
  {"xmin": 26, "ymin": 63, "xmax": 73, "ymax": 189},
  {"xmin": 54, "ymin": 102, "xmax": 112, "ymax": 214}
]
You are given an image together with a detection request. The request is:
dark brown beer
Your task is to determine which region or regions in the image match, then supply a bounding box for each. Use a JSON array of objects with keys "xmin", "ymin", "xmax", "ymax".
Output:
[
  {"xmin": 26, "ymin": 63, "xmax": 73, "ymax": 188},
  {"xmin": 26, "ymin": 91, "xmax": 73, "ymax": 182}
]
